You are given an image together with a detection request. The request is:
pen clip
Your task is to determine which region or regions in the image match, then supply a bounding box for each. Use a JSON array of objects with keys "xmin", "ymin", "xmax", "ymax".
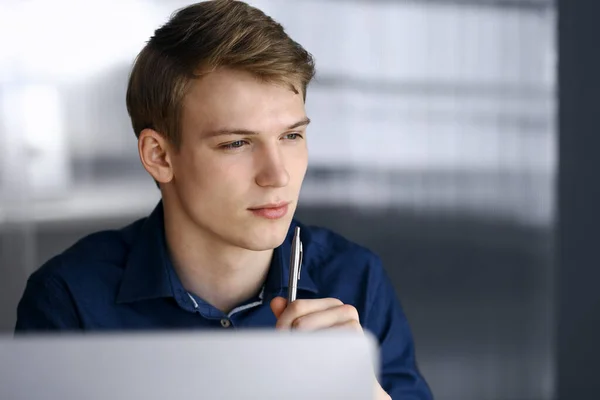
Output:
[{"xmin": 298, "ymin": 241, "xmax": 303, "ymax": 281}]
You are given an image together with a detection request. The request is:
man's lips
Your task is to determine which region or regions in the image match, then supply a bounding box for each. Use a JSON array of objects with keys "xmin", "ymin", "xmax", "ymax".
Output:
[
  {"xmin": 248, "ymin": 201, "xmax": 291, "ymax": 210},
  {"xmin": 248, "ymin": 202, "xmax": 291, "ymax": 220}
]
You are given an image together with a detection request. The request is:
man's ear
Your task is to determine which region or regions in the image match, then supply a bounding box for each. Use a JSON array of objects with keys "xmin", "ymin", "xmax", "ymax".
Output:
[{"xmin": 138, "ymin": 129, "xmax": 174, "ymax": 184}]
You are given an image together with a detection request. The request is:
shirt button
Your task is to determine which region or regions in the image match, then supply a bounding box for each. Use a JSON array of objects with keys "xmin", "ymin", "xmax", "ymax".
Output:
[{"xmin": 220, "ymin": 319, "xmax": 231, "ymax": 328}]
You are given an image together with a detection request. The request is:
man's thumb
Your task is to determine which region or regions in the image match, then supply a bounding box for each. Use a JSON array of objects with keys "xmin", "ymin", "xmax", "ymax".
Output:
[{"xmin": 270, "ymin": 296, "xmax": 288, "ymax": 319}]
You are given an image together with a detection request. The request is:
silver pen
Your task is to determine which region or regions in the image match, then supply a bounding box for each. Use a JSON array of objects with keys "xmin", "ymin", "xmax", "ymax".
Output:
[{"xmin": 287, "ymin": 226, "xmax": 303, "ymax": 303}]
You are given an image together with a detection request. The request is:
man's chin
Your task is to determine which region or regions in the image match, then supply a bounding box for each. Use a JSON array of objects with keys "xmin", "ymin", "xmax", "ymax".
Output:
[{"xmin": 241, "ymin": 217, "xmax": 292, "ymax": 251}]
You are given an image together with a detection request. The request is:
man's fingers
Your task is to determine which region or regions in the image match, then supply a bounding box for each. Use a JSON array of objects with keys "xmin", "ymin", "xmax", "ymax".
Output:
[
  {"xmin": 269, "ymin": 297, "xmax": 287, "ymax": 319},
  {"xmin": 291, "ymin": 304, "xmax": 361, "ymax": 331},
  {"xmin": 275, "ymin": 298, "xmax": 344, "ymax": 330},
  {"xmin": 329, "ymin": 319, "xmax": 363, "ymax": 333}
]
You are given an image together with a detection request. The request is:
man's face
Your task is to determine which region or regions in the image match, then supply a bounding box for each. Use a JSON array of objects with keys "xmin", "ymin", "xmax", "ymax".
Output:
[{"xmin": 167, "ymin": 68, "xmax": 309, "ymax": 251}]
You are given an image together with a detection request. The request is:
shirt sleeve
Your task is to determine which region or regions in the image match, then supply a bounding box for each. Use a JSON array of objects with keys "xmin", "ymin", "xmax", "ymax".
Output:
[
  {"xmin": 363, "ymin": 255, "xmax": 434, "ymax": 400},
  {"xmin": 14, "ymin": 274, "xmax": 81, "ymax": 333}
]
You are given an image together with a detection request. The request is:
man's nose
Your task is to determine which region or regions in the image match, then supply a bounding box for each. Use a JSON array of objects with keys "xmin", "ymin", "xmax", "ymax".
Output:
[{"xmin": 254, "ymin": 144, "xmax": 290, "ymax": 188}]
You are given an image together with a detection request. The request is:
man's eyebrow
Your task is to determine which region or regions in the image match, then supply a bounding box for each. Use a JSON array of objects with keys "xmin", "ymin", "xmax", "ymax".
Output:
[
  {"xmin": 287, "ymin": 117, "xmax": 311, "ymax": 130},
  {"xmin": 204, "ymin": 117, "xmax": 311, "ymax": 138}
]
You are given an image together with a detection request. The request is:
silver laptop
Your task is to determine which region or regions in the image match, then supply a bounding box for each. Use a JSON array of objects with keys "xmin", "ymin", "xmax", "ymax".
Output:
[{"xmin": 0, "ymin": 331, "xmax": 378, "ymax": 400}]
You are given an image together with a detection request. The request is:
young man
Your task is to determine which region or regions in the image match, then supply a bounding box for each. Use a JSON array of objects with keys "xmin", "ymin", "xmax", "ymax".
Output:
[{"xmin": 15, "ymin": 1, "xmax": 433, "ymax": 398}]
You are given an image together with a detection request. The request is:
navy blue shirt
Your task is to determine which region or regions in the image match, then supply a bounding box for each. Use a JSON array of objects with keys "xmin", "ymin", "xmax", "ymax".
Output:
[{"xmin": 15, "ymin": 201, "xmax": 433, "ymax": 399}]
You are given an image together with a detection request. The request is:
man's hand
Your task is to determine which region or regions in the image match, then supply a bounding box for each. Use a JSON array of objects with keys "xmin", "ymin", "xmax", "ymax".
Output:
[
  {"xmin": 270, "ymin": 297, "xmax": 392, "ymax": 400},
  {"xmin": 270, "ymin": 296, "xmax": 362, "ymax": 331}
]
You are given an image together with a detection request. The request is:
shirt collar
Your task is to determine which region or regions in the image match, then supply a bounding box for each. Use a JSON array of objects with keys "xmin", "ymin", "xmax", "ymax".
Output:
[
  {"xmin": 116, "ymin": 201, "xmax": 318, "ymax": 304},
  {"xmin": 116, "ymin": 201, "xmax": 173, "ymax": 304}
]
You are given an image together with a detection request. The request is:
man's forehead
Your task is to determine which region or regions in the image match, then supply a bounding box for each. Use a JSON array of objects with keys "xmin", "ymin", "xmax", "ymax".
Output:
[
  {"xmin": 182, "ymin": 74, "xmax": 306, "ymax": 133},
  {"xmin": 186, "ymin": 68, "xmax": 303, "ymax": 101}
]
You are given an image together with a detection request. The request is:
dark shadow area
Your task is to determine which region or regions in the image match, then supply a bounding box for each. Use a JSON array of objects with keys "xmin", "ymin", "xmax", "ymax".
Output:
[{"xmin": 557, "ymin": 0, "xmax": 600, "ymax": 398}]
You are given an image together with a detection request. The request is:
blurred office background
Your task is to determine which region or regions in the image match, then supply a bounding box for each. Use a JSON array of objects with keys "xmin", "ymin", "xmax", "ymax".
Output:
[{"xmin": 0, "ymin": 0, "xmax": 557, "ymax": 399}]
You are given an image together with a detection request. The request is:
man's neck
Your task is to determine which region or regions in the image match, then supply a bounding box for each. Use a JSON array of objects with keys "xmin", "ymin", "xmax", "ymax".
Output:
[{"xmin": 162, "ymin": 206, "xmax": 273, "ymax": 315}]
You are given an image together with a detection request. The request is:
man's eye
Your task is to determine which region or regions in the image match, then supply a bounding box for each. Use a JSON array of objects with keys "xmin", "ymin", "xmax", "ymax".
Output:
[
  {"xmin": 284, "ymin": 133, "xmax": 303, "ymax": 140},
  {"xmin": 221, "ymin": 140, "xmax": 247, "ymax": 150}
]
